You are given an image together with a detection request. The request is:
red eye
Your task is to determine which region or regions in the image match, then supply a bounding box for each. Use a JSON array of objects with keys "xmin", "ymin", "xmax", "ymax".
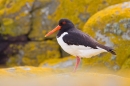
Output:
[{"xmin": 62, "ymin": 21, "xmax": 66, "ymax": 24}]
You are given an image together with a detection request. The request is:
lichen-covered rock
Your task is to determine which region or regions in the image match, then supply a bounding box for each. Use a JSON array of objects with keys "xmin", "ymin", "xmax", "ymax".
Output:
[
  {"xmin": 12, "ymin": 0, "xmax": 129, "ymax": 40},
  {"xmin": 28, "ymin": 0, "xmax": 59, "ymax": 40},
  {"xmin": 83, "ymin": 2, "xmax": 130, "ymax": 70},
  {"xmin": 0, "ymin": 0, "xmax": 34, "ymax": 36},
  {"xmin": 0, "ymin": 0, "xmax": 130, "ymax": 67},
  {"xmin": 0, "ymin": 0, "xmax": 129, "ymax": 36},
  {"xmin": 39, "ymin": 56, "xmax": 75, "ymax": 69},
  {"xmin": 6, "ymin": 41, "xmax": 60, "ymax": 67},
  {"xmin": 0, "ymin": 0, "xmax": 56, "ymax": 37},
  {"xmin": 121, "ymin": 58, "xmax": 130, "ymax": 69},
  {"xmin": 0, "ymin": 0, "xmax": 60, "ymax": 66},
  {"xmin": 49, "ymin": 0, "xmax": 130, "ymax": 30},
  {"xmin": 0, "ymin": 66, "xmax": 129, "ymax": 86}
]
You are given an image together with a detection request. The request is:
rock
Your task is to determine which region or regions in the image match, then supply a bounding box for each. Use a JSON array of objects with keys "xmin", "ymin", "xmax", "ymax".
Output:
[
  {"xmin": 0, "ymin": 0, "xmax": 55, "ymax": 37},
  {"xmin": 0, "ymin": 66, "xmax": 129, "ymax": 86},
  {"xmin": 49, "ymin": 0, "xmax": 130, "ymax": 30},
  {"xmin": 121, "ymin": 58, "xmax": 130, "ymax": 69},
  {"xmin": 0, "ymin": 0, "xmax": 60, "ymax": 66},
  {"xmin": 28, "ymin": 0, "xmax": 59, "ymax": 40},
  {"xmin": 39, "ymin": 56, "xmax": 75, "ymax": 69},
  {"xmin": 0, "ymin": 35, "xmax": 28, "ymax": 65},
  {"xmin": 0, "ymin": 0, "xmax": 34, "ymax": 36},
  {"xmin": 6, "ymin": 41, "xmax": 60, "ymax": 67},
  {"xmin": 0, "ymin": 0, "xmax": 130, "ymax": 67},
  {"xmin": 83, "ymin": 2, "xmax": 130, "ymax": 70}
]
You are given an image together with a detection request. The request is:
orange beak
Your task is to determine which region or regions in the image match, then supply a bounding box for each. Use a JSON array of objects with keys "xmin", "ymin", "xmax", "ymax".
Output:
[{"xmin": 45, "ymin": 25, "xmax": 61, "ymax": 37}]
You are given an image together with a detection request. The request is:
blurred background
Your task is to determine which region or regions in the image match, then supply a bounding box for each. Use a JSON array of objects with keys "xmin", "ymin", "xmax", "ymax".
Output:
[{"xmin": 0, "ymin": 0, "xmax": 130, "ymax": 74}]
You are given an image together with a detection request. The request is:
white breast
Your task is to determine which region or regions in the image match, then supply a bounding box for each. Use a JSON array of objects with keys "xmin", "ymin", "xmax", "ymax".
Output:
[{"xmin": 57, "ymin": 32, "xmax": 107, "ymax": 58}]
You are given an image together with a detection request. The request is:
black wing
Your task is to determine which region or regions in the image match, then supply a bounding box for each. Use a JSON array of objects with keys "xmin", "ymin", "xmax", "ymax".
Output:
[{"xmin": 63, "ymin": 29, "xmax": 116, "ymax": 55}]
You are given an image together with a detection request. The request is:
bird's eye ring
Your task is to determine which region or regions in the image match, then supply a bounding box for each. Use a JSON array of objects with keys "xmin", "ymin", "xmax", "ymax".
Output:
[{"xmin": 62, "ymin": 21, "xmax": 66, "ymax": 24}]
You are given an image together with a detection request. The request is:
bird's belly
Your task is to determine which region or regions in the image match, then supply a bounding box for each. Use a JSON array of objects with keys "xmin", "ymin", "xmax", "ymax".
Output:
[
  {"xmin": 57, "ymin": 35, "xmax": 107, "ymax": 58},
  {"xmin": 57, "ymin": 37, "xmax": 78, "ymax": 56}
]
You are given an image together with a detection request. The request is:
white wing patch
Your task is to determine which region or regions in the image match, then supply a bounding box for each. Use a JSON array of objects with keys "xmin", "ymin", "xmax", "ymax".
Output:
[{"xmin": 57, "ymin": 32, "xmax": 107, "ymax": 58}]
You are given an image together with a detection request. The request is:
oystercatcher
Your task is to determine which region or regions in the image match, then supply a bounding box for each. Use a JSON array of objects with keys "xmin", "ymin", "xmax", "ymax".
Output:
[{"xmin": 45, "ymin": 19, "xmax": 116, "ymax": 72}]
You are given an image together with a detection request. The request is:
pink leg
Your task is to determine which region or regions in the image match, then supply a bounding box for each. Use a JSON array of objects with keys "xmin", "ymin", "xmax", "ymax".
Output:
[{"xmin": 73, "ymin": 56, "xmax": 81, "ymax": 72}]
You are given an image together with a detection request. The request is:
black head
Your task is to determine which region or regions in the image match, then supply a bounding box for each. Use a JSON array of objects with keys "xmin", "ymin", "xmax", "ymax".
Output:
[
  {"xmin": 58, "ymin": 19, "xmax": 74, "ymax": 30},
  {"xmin": 45, "ymin": 19, "xmax": 75, "ymax": 37}
]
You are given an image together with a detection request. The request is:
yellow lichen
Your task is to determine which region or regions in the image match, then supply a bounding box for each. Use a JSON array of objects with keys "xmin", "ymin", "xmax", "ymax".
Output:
[
  {"xmin": 49, "ymin": 0, "xmax": 130, "ymax": 30},
  {"xmin": 4, "ymin": 0, "xmax": 34, "ymax": 14},
  {"xmin": 7, "ymin": 41, "xmax": 60, "ymax": 67},
  {"xmin": 2, "ymin": 18, "xmax": 14, "ymax": 25},
  {"xmin": 84, "ymin": 2, "xmax": 130, "ymax": 32},
  {"xmin": 83, "ymin": 2, "xmax": 130, "ymax": 70},
  {"xmin": 39, "ymin": 56, "xmax": 75, "ymax": 66}
]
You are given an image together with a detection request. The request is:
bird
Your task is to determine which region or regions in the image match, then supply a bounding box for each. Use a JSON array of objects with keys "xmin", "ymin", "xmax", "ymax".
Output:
[{"xmin": 45, "ymin": 19, "xmax": 116, "ymax": 72}]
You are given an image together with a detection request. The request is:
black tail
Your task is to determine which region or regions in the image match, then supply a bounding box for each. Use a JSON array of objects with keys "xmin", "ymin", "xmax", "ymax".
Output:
[
  {"xmin": 108, "ymin": 48, "xmax": 116, "ymax": 55},
  {"xmin": 97, "ymin": 43, "xmax": 116, "ymax": 55}
]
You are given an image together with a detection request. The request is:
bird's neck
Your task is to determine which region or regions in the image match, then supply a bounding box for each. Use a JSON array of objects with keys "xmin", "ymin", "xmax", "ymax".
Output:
[
  {"xmin": 57, "ymin": 27, "xmax": 74, "ymax": 37},
  {"xmin": 57, "ymin": 29, "xmax": 67, "ymax": 38}
]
